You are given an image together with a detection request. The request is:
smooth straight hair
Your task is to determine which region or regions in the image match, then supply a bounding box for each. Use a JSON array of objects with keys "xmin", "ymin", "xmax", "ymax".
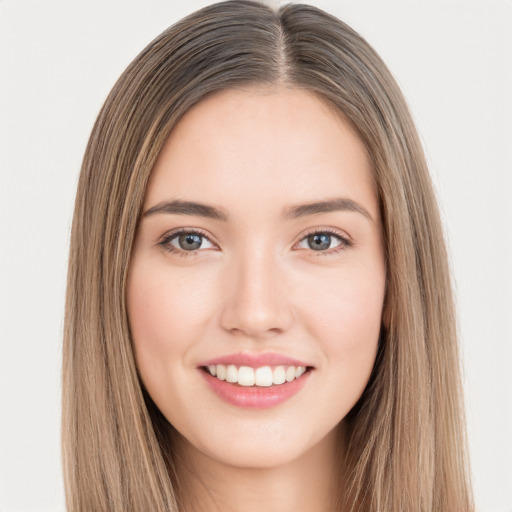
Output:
[{"xmin": 62, "ymin": 1, "xmax": 474, "ymax": 510}]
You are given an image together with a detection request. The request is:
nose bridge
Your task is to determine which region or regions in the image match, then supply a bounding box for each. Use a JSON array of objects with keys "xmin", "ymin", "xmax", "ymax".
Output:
[{"xmin": 220, "ymin": 243, "xmax": 293, "ymax": 338}]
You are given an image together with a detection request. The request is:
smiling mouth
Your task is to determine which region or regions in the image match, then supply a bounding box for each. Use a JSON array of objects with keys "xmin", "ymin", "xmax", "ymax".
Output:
[{"xmin": 201, "ymin": 364, "xmax": 311, "ymax": 387}]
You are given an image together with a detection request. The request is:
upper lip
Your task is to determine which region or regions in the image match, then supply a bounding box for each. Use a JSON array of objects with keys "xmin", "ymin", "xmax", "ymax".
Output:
[{"xmin": 199, "ymin": 352, "xmax": 312, "ymax": 368}]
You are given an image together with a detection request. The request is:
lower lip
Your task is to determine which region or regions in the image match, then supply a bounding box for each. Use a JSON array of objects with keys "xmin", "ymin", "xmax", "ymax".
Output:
[{"xmin": 200, "ymin": 369, "xmax": 312, "ymax": 409}]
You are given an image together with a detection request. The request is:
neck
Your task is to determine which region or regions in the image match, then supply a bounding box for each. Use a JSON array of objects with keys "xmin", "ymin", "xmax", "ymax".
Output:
[{"xmin": 174, "ymin": 423, "xmax": 347, "ymax": 512}]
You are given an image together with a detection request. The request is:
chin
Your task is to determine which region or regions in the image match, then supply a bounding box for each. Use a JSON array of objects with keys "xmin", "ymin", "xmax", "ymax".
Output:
[
  {"xmin": 201, "ymin": 437, "xmax": 311, "ymax": 469},
  {"xmin": 178, "ymin": 414, "xmax": 341, "ymax": 471}
]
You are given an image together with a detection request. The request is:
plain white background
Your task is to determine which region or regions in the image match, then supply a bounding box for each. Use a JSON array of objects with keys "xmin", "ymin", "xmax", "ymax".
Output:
[{"xmin": 1, "ymin": 1, "xmax": 511, "ymax": 511}]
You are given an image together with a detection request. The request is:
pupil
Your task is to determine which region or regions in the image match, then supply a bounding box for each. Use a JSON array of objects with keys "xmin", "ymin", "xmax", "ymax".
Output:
[
  {"xmin": 309, "ymin": 234, "xmax": 330, "ymax": 251},
  {"xmin": 179, "ymin": 233, "xmax": 201, "ymax": 250}
]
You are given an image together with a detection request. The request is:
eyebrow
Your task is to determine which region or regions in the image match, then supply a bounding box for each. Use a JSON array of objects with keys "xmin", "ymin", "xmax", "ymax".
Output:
[
  {"xmin": 143, "ymin": 197, "xmax": 373, "ymax": 222},
  {"xmin": 144, "ymin": 199, "xmax": 228, "ymax": 221},
  {"xmin": 284, "ymin": 197, "xmax": 373, "ymax": 222}
]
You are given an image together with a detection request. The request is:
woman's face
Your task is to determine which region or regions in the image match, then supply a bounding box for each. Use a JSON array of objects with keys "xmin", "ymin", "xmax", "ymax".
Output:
[{"xmin": 127, "ymin": 87, "xmax": 386, "ymax": 469}]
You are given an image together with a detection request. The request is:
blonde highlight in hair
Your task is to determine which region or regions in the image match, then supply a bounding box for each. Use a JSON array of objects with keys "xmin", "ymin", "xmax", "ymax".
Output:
[{"xmin": 63, "ymin": 1, "xmax": 473, "ymax": 510}]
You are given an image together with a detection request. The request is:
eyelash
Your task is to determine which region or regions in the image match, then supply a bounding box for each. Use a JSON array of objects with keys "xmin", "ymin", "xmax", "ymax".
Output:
[
  {"xmin": 157, "ymin": 227, "xmax": 352, "ymax": 258},
  {"xmin": 297, "ymin": 227, "xmax": 353, "ymax": 256},
  {"xmin": 158, "ymin": 229, "xmax": 216, "ymax": 258}
]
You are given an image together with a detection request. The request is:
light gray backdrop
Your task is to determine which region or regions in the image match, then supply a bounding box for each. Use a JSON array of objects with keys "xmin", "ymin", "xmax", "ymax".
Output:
[{"xmin": 1, "ymin": 1, "xmax": 511, "ymax": 511}]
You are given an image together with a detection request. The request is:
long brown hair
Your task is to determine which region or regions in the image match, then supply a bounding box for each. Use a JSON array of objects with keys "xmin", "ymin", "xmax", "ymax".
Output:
[{"xmin": 62, "ymin": 1, "xmax": 473, "ymax": 510}]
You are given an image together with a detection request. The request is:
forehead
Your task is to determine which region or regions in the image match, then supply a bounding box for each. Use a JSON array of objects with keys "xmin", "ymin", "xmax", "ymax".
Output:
[{"xmin": 145, "ymin": 87, "xmax": 378, "ymax": 222}]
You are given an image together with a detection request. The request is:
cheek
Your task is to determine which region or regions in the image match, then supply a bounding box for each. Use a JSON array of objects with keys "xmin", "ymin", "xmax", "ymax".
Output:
[
  {"xmin": 128, "ymin": 260, "xmax": 214, "ymax": 340},
  {"xmin": 303, "ymin": 262, "xmax": 385, "ymax": 389},
  {"xmin": 126, "ymin": 260, "xmax": 216, "ymax": 392}
]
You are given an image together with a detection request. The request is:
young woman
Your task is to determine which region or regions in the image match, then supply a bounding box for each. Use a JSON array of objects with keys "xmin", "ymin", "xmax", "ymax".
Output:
[{"xmin": 62, "ymin": 1, "xmax": 474, "ymax": 510}]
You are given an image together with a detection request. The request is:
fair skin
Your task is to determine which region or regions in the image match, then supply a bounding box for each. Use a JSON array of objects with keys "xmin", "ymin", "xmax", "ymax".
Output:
[{"xmin": 127, "ymin": 87, "xmax": 386, "ymax": 512}]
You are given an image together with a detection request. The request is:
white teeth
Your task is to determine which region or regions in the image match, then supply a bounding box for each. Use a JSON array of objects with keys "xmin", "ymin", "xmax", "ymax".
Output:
[
  {"xmin": 226, "ymin": 364, "xmax": 238, "ymax": 383},
  {"xmin": 216, "ymin": 364, "xmax": 226, "ymax": 381},
  {"xmin": 295, "ymin": 366, "xmax": 306, "ymax": 378},
  {"xmin": 238, "ymin": 366, "xmax": 255, "ymax": 386},
  {"xmin": 205, "ymin": 364, "xmax": 309, "ymax": 387},
  {"xmin": 255, "ymin": 366, "xmax": 273, "ymax": 386},
  {"xmin": 273, "ymin": 366, "xmax": 286, "ymax": 385}
]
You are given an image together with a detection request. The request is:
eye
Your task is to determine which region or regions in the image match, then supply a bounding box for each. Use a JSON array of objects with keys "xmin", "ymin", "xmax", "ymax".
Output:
[
  {"xmin": 158, "ymin": 229, "xmax": 216, "ymax": 256},
  {"xmin": 296, "ymin": 229, "xmax": 351, "ymax": 255}
]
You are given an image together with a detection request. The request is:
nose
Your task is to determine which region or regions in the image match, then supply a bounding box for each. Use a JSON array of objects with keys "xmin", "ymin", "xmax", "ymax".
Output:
[{"xmin": 219, "ymin": 247, "xmax": 294, "ymax": 339}]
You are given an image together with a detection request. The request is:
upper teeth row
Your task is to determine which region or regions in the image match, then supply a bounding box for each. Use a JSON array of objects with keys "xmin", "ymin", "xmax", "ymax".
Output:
[{"xmin": 207, "ymin": 364, "xmax": 307, "ymax": 387}]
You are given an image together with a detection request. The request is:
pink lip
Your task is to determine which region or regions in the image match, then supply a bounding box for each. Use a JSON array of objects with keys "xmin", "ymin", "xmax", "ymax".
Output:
[
  {"xmin": 197, "ymin": 352, "xmax": 313, "ymax": 409},
  {"xmin": 200, "ymin": 368, "xmax": 312, "ymax": 409},
  {"xmin": 199, "ymin": 352, "xmax": 310, "ymax": 368}
]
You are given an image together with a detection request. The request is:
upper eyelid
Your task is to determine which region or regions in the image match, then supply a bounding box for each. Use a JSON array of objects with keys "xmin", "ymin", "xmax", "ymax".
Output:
[
  {"xmin": 298, "ymin": 227, "xmax": 351, "ymax": 243},
  {"xmin": 158, "ymin": 227, "xmax": 216, "ymax": 245}
]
